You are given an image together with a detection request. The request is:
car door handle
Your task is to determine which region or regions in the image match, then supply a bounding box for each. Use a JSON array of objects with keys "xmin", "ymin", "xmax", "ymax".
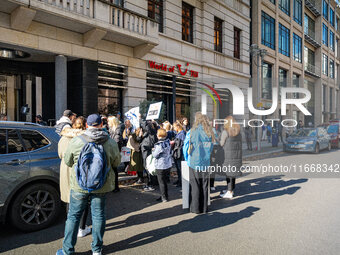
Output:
[{"xmin": 6, "ymin": 159, "xmax": 26, "ymax": 165}]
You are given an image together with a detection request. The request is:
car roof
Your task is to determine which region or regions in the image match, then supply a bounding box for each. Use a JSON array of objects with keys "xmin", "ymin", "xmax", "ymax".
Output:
[{"xmin": 0, "ymin": 121, "xmax": 51, "ymax": 128}]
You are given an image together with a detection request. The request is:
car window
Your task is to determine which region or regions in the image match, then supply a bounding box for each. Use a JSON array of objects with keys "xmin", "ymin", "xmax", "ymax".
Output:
[
  {"xmin": 19, "ymin": 129, "xmax": 50, "ymax": 151},
  {"xmin": 7, "ymin": 129, "xmax": 25, "ymax": 153},
  {"xmin": 0, "ymin": 129, "xmax": 6, "ymax": 154}
]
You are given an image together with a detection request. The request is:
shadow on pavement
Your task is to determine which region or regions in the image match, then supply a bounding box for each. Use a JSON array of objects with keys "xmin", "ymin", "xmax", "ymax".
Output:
[
  {"xmin": 99, "ymin": 206, "xmax": 260, "ymax": 254},
  {"xmin": 0, "ymin": 186, "xmax": 166, "ymax": 253},
  {"xmin": 0, "ymin": 175, "xmax": 305, "ymax": 254}
]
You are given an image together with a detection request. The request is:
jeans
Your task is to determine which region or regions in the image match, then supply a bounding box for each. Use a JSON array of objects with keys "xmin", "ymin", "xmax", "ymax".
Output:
[
  {"xmin": 156, "ymin": 168, "xmax": 170, "ymax": 199},
  {"xmin": 62, "ymin": 190, "xmax": 107, "ymax": 255},
  {"xmin": 65, "ymin": 202, "xmax": 89, "ymax": 230}
]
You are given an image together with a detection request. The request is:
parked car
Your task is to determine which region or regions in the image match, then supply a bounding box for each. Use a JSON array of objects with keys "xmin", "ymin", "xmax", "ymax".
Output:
[
  {"xmin": 318, "ymin": 122, "xmax": 340, "ymax": 149},
  {"xmin": 0, "ymin": 121, "xmax": 61, "ymax": 232},
  {"xmin": 284, "ymin": 127, "xmax": 331, "ymax": 153}
]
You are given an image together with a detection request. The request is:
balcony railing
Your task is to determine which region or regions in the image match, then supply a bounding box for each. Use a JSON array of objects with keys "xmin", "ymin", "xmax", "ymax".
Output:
[
  {"xmin": 111, "ymin": 5, "xmax": 149, "ymax": 36},
  {"xmin": 304, "ymin": 26, "xmax": 321, "ymax": 48},
  {"xmin": 38, "ymin": 0, "xmax": 93, "ymax": 17},
  {"xmin": 35, "ymin": 0, "xmax": 159, "ymax": 38},
  {"xmin": 305, "ymin": 0, "xmax": 321, "ymax": 17},
  {"xmin": 304, "ymin": 62, "xmax": 321, "ymax": 78}
]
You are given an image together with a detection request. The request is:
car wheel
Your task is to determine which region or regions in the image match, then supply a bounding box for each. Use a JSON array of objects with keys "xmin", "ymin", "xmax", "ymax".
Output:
[
  {"xmin": 314, "ymin": 143, "xmax": 320, "ymax": 154},
  {"xmin": 328, "ymin": 142, "xmax": 332, "ymax": 151},
  {"xmin": 10, "ymin": 183, "xmax": 61, "ymax": 232}
]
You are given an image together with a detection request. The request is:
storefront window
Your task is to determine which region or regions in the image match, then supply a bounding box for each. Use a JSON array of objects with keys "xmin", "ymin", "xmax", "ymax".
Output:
[
  {"xmin": 98, "ymin": 87, "xmax": 122, "ymax": 115},
  {"xmin": 146, "ymin": 71, "xmax": 191, "ymax": 122},
  {"xmin": 98, "ymin": 62, "xmax": 126, "ymax": 115},
  {"xmin": 0, "ymin": 76, "xmax": 6, "ymax": 116}
]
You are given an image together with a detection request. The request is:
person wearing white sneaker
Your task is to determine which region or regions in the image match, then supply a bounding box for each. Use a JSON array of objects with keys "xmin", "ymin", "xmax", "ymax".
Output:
[
  {"xmin": 56, "ymin": 115, "xmax": 121, "ymax": 255},
  {"xmin": 220, "ymin": 190, "xmax": 234, "ymax": 199},
  {"xmin": 219, "ymin": 116, "xmax": 243, "ymax": 199},
  {"xmin": 78, "ymin": 225, "xmax": 91, "ymax": 237}
]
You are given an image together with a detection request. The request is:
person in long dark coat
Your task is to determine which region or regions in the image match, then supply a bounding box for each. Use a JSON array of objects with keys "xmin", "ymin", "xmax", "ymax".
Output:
[
  {"xmin": 139, "ymin": 119, "xmax": 158, "ymax": 191},
  {"xmin": 219, "ymin": 116, "xmax": 242, "ymax": 199},
  {"xmin": 127, "ymin": 128, "xmax": 144, "ymax": 184},
  {"xmin": 172, "ymin": 122, "xmax": 186, "ymax": 187}
]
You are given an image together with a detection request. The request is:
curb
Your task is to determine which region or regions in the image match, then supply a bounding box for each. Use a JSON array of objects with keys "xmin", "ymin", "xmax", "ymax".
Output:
[{"xmin": 243, "ymin": 148, "xmax": 283, "ymax": 160}]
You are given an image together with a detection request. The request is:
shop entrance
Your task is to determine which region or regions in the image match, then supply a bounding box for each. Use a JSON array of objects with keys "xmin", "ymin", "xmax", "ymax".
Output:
[{"xmin": 0, "ymin": 74, "xmax": 43, "ymax": 122}]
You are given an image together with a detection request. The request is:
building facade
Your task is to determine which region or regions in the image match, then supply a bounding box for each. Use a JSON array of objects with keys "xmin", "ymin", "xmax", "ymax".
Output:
[
  {"xmin": 0, "ymin": 0, "xmax": 250, "ymax": 124},
  {"xmin": 251, "ymin": 0, "xmax": 340, "ymax": 127}
]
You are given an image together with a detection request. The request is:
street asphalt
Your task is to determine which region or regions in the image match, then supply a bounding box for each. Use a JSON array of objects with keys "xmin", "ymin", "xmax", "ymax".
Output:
[{"xmin": 1, "ymin": 149, "xmax": 340, "ymax": 255}]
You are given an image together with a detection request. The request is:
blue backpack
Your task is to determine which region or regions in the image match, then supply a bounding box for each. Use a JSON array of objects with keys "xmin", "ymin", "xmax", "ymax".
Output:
[{"xmin": 75, "ymin": 135, "xmax": 109, "ymax": 192}]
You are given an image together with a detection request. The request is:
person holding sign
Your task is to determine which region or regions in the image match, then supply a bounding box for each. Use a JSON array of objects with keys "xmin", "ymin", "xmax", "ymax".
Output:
[{"xmin": 183, "ymin": 112, "xmax": 215, "ymax": 214}]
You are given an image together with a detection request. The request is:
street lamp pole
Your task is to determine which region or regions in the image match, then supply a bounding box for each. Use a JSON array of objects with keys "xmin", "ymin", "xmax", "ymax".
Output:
[{"xmin": 250, "ymin": 44, "xmax": 267, "ymax": 151}]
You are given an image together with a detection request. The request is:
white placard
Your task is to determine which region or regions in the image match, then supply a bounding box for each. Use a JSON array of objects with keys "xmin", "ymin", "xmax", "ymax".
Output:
[
  {"xmin": 120, "ymin": 147, "xmax": 131, "ymax": 163},
  {"xmin": 146, "ymin": 102, "xmax": 162, "ymax": 120},
  {"xmin": 124, "ymin": 107, "xmax": 140, "ymax": 130}
]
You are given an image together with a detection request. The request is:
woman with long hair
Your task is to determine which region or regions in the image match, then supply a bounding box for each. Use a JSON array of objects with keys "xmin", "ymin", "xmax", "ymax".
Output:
[
  {"xmin": 219, "ymin": 116, "xmax": 242, "ymax": 199},
  {"xmin": 181, "ymin": 117, "xmax": 190, "ymax": 132},
  {"xmin": 58, "ymin": 116, "xmax": 91, "ymax": 237},
  {"xmin": 108, "ymin": 116, "xmax": 123, "ymax": 150},
  {"xmin": 127, "ymin": 127, "xmax": 144, "ymax": 184},
  {"xmin": 107, "ymin": 116, "xmax": 121, "ymax": 192},
  {"xmin": 183, "ymin": 112, "xmax": 215, "ymax": 214}
]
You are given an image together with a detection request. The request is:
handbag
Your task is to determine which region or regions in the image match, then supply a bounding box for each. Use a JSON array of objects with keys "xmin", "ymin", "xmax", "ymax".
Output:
[
  {"xmin": 127, "ymin": 135, "xmax": 140, "ymax": 152},
  {"xmin": 145, "ymin": 154, "xmax": 156, "ymax": 175}
]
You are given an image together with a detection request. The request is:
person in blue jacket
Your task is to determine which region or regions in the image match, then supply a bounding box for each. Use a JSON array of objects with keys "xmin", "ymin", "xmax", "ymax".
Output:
[
  {"xmin": 152, "ymin": 128, "xmax": 172, "ymax": 202},
  {"xmin": 183, "ymin": 112, "xmax": 215, "ymax": 214}
]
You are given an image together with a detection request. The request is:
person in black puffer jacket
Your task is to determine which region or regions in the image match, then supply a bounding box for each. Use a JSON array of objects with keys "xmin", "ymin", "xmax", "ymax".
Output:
[
  {"xmin": 172, "ymin": 122, "xmax": 186, "ymax": 187},
  {"xmin": 219, "ymin": 116, "xmax": 242, "ymax": 199},
  {"xmin": 139, "ymin": 119, "xmax": 158, "ymax": 191}
]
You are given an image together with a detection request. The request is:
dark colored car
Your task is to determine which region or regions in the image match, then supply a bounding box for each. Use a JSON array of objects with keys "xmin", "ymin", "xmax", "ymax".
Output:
[
  {"xmin": 0, "ymin": 121, "xmax": 61, "ymax": 232},
  {"xmin": 284, "ymin": 127, "xmax": 331, "ymax": 153}
]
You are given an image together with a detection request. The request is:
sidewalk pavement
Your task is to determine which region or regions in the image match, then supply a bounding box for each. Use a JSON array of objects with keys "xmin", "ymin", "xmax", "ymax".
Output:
[{"xmin": 242, "ymin": 140, "xmax": 284, "ymax": 159}]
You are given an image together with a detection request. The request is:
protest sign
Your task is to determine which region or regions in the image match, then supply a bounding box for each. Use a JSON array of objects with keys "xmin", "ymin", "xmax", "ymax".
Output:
[
  {"xmin": 120, "ymin": 147, "xmax": 131, "ymax": 163},
  {"xmin": 125, "ymin": 107, "xmax": 140, "ymax": 130},
  {"xmin": 146, "ymin": 102, "xmax": 162, "ymax": 120}
]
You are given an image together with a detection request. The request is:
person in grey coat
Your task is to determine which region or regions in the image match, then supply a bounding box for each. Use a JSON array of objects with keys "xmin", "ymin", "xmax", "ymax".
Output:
[
  {"xmin": 219, "ymin": 116, "xmax": 242, "ymax": 199},
  {"xmin": 152, "ymin": 128, "xmax": 172, "ymax": 202}
]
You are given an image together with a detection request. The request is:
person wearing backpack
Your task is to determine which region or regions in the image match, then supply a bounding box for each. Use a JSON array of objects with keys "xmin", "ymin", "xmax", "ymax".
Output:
[
  {"xmin": 58, "ymin": 116, "xmax": 92, "ymax": 238},
  {"xmin": 57, "ymin": 114, "xmax": 121, "ymax": 255}
]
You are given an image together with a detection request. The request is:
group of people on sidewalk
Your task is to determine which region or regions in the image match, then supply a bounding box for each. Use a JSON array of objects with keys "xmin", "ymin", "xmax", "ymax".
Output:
[{"xmin": 55, "ymin": 109, "xmax": 243, "ymax": 255}]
